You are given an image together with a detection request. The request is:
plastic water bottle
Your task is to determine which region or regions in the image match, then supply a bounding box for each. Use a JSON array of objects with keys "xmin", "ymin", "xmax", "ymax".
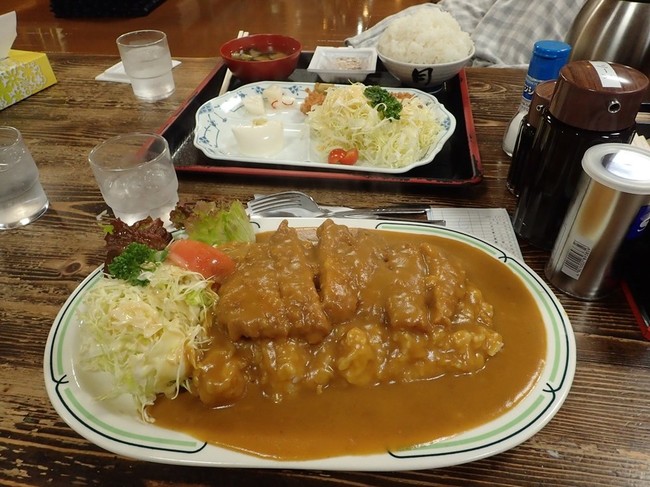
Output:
[{"xmin": 502, "ymin": 40, "xmax": 572, "ymax": 156}]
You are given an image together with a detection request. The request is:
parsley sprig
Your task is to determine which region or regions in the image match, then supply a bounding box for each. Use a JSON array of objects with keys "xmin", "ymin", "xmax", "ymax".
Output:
[
  {"xmin": 107, "ymin": 242, "xmax": 166, "ymax": 286},
  {"xmin": 363, "ymin": 86, "xmax": 402, "ymax": 120}
]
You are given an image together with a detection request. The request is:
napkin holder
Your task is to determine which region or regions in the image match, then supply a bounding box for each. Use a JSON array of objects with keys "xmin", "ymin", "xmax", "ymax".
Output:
[{"xmin": 0, "ymin": 49, "xmax": 57, "ymax": 110}]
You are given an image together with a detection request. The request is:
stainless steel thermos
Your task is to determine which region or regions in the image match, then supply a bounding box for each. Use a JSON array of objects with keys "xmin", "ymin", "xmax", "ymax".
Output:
[
  {"xmin": 545, "ymin": 143, "xmax": 650, "ymax": 300},
  {"xmin": 513, "ymin": 60, "xmax": 649, "ymax": 250},
  {"xmin": 566, "ymin": 0, "xmax": 650, "ymax": 86}
]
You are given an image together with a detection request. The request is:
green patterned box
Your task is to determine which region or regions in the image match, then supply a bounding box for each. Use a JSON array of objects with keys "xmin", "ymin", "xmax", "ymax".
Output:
[{"xmin": 0, "ymin": 49, "xmax": 57, "ymax": 110}]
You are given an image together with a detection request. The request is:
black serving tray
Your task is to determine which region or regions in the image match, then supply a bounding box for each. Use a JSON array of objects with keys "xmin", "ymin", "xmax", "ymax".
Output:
[{"xmin": 158, "ymin": 52, "xmax": 482, "ymax": 187}]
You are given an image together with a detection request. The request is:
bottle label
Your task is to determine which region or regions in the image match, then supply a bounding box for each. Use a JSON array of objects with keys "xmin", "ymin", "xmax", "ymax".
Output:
[
  {"xmin": 626, "ymin": 205, "xmax": 650, "ymax": 240},
  {"xmin": 521, "ymin": 75, "xmax": 542, "ymax": 104},
  {"xmin": 589, "ymin": 61, "xmax": 622, "ymax": 88},
  {"xmin": 561, "ymin": 238, "xmax": 593, "ymax": 280}
]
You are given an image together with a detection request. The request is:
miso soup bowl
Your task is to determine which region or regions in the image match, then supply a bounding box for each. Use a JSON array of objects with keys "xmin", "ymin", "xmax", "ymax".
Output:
[{"xmin": 220, "ymin": 34, "xmax": 302, "ymax": 83}]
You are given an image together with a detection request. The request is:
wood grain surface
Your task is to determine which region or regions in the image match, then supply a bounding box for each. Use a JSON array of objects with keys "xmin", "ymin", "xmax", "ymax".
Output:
[
  {"xmin": 9, "ymin": 0, "xmax": 430, "ymax": 57},
  {"xmin": 1, "ymin": 54, "xmax": 649, "ymax": 487}
]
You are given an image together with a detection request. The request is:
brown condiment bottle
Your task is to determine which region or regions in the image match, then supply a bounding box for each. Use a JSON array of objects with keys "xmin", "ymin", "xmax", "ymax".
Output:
[{"xmin": 507, "ymin": 80, "xmax": 557, "ymax": 197}]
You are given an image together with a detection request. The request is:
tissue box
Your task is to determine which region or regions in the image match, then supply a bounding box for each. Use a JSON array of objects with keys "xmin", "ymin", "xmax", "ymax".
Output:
[{"xmin": 0, "ymin": 50, "xmax": 57, "ymax": 110}]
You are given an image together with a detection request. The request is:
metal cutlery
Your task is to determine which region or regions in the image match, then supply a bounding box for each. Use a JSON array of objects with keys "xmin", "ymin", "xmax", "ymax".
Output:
[
  {"xmin": 247, "ymin": 191, "xmax": 438, "ymax": 220},
  {"xmin": 247, "ymin": 191, "xmax": 445, "ymax": 225}
]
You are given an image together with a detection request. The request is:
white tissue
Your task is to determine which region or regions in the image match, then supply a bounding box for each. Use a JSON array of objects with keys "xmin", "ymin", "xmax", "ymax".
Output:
[{"xmin": 0, "ymin": 11, "xmax": 17, "ymax": 60}]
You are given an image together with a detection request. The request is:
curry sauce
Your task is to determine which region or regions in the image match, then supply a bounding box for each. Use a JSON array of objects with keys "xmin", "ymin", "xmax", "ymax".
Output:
[{"xmin": 150, "ymin": 221, "xmax": 546, "ymax": 460}]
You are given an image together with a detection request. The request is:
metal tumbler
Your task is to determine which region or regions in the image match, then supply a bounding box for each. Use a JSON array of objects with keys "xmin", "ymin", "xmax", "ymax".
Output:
[{"xmin": 545, "ymin": 143, "xmax": 650, "ymax": 300}]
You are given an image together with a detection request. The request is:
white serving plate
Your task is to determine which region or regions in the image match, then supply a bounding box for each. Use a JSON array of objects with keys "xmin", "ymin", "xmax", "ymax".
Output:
[
  {"xmin": 44, "ymin": 218, "xmax": 575, "ymax": 471},
  {"xmin": 193, "ymin": 82, "xmax": 455, "ymax": 174}
]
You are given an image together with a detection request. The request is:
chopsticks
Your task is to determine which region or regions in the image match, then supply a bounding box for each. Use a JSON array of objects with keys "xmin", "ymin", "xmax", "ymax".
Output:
[{"xmin": 219, "ymin": 30, "xmax": 249, "ymax": 96}]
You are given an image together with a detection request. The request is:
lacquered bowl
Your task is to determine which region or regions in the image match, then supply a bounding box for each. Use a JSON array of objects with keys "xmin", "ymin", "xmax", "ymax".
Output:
[{"xmin": 219, "ymin": 34, "xmax": 302, "ymax": 82}]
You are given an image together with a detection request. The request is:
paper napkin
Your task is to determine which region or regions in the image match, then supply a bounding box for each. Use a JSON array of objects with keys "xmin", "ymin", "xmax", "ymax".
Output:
[{"xmin": 95, "ymin": 59, "xmax": 181, "ymax": 83}]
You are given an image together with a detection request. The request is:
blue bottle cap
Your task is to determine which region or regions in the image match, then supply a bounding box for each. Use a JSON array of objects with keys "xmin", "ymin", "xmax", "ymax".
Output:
[{"xmin": 528, "ymin": 40, "xmax": 572, "ymax": 81}]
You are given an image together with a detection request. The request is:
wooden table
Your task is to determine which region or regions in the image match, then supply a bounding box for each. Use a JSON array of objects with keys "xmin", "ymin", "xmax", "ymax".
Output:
[
  {"xmin": 9, "ymin": 0, "xmax": 430, "ymax": 57},
  {"xmin": 1, "ymin": 54, "xmax": 648, "ymax": 486}
]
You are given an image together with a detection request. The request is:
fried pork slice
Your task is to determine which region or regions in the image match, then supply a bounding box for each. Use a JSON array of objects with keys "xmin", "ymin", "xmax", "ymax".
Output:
[
  {"xmin": 268, "ymin": 221, "xmax": 331, "ymax": 344},
  {"xmin": 420, "ymin": 243, "xmax": 468, "ymax": 327},
  {"xmin": 316, "ymin": 220, "xmax": 362, "ymax": 324},
  {"xmin": 215, "ymin": 241, "xmax": 289, "ymax": 340},
  {"xmin": 383, "ymin": 246, "xmax": 430, "ymax": 332},
  {"xmin": 216, "ymin": 221, "xmax": 330, "ymax": 343}
]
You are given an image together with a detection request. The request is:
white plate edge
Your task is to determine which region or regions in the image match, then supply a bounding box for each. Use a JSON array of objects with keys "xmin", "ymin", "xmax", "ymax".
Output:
[{"xmin": 42, "ymin": 218, "xmax": 576, "ymax": 471}]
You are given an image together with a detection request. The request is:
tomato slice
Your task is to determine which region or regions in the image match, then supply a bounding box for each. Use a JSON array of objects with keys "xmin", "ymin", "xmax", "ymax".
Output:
[
  {"xmin": 339, "ymin": 148, "xmax": 359, "ymax": 165},
  {"xmin": 328, "ymin": 148, "xmax": 359, "ymax": 165},
  {"xmin": 328, "ymin": 148, "xmax": 347, "ymax": 164},
  {"xmin": 167, "ymin": 239, "xmax": 235, "ymax": 283}
]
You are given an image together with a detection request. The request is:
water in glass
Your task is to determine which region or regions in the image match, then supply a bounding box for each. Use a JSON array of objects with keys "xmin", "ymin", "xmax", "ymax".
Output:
[
  {"xmin": 100, "ymin": 159, "xmax": 179, "ymax": 225},
  {"xmin": 0, "ymin": 128, "xmax": 49, "ymax": 230},
  {"xmin": 123, "ymin": 44, "xmax": 175, "ymax": 101}
]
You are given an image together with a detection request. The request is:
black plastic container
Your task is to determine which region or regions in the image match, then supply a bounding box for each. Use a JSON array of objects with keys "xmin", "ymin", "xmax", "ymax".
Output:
[
  {"xmin": 513, "ymin": 60, "xmax": 649, "ymax": 250},
  {"xmin": 507, "ymin": 80, "xmax": 556, "ymax": 197}
]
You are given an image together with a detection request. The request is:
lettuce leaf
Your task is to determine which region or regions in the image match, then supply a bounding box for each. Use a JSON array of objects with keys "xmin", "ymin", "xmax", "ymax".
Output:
[{"xmin": 170, "ymin": 200, "xmax": 254, "ymax": 246}]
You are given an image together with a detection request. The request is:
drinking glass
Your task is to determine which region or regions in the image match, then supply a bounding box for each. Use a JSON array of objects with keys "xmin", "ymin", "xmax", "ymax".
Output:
[
  {"xmin": 0, "ymin": 126, "xmax": 49, "ymax": 230},
  {"xmin": 116, "ymin": 30, "xmax": 175, "ymax": 102},
  {"xmin": 88, "ymin": 133, "xmax": 179, "ymax": 226}
]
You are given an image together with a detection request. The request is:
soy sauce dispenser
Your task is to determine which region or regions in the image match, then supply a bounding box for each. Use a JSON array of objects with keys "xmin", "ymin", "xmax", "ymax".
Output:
[
  {"xmin": 507, "ymin": 80, "xmax": 556, "ymax": 197},
  {"xmin": 512, "ymin": 60, "xmax": 649, "ymax": 250}
]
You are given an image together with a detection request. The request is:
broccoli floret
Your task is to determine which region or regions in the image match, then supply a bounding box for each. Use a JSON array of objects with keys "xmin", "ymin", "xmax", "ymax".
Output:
[{"xmin": 107, "ymin": 242, "xmax": 162, "ymax": 286}]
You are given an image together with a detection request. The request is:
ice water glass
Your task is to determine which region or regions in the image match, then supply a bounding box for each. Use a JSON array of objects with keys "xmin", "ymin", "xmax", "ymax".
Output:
[
  {"xmin": 0, "ymin": 126, "xmax": 49, "ymax": 230},
  {"xmin": 88, "ymin": 133, "xmax": 179, "ymax": 226},
  {"xmin": 117, "ymin": 30, "xmax": 175, "ymax": 102}
]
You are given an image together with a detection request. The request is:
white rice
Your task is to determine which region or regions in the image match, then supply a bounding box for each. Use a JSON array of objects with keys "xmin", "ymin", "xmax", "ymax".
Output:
[{"xmin": 377, "ymin": 9, "xmax": 474, "ymax": 64}]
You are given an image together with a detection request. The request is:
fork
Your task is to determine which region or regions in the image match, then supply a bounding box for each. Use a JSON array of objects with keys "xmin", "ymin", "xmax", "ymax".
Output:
[{"xmin": 247, "ymin": 191, "xmax": 444, "ymax": 224}]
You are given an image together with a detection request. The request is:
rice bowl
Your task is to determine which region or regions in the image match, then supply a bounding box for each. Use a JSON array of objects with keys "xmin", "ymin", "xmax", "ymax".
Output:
[
  {"xmin": 377, "ymin": 8, "xmax": 474, "ymax": 88},
  {"xmin": 377, "ymin": 9, "xmax": 474, "ymax": 64}
]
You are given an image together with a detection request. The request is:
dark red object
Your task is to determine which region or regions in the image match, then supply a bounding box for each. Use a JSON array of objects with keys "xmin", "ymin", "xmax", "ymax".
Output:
[{"xmin": 219, "ymin": 34, "xmax": 302, "ymax": 82}]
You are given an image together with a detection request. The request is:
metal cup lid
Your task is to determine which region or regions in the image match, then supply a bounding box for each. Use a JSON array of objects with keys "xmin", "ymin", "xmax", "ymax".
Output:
[{"xmin": 582, "ymin": 143, "xmax": 650, "ymax": 195}]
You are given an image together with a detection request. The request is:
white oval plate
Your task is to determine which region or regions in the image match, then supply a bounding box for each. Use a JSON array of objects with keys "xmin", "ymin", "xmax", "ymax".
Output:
[
  {"xmin": 192, "ymin": 82, "xmax": 456, "ymax": 174},
  {"xmin": 44, "ymin": 218, "xmax": 575, "ymax": 471}
]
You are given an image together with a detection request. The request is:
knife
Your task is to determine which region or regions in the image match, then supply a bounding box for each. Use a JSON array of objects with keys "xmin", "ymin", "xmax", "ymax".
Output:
[
  {"xmin": 255, "ymin": 210, "xmax": 445, "ymax": 225},
  {"xmin": 324, "ymin": 206, "xmax": 433, "ymax": 217}
]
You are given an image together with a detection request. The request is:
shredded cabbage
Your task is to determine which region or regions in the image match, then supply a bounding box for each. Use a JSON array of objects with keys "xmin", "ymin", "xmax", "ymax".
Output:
[
  {"xmin": 306, "ymin": 83, "xmax": 442, "ymax": 168},
  {"xmin": 77, "ymin": 263, "xmax": 217, "ymax": 421}
]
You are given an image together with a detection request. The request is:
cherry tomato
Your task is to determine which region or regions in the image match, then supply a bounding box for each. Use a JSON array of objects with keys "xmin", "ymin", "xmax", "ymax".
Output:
[
  {"xmin": 167, "ymin": 239, "xmax": 236, "ymax": 283},
  {"xmin": 328, "ymin": 148, "xmax": 359, "ymax": 165},
  {"xmin": 328, "ymin": 148, "xmax": 347, "ymax": 164},
  {"xmin": 339, "ymin": 148, "xmax": 359, "ymax": 165}
]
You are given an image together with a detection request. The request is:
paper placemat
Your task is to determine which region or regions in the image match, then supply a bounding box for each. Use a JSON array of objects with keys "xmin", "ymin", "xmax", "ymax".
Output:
[
  {"xmin": 427, "ymin": 207, "xmax": 522, "ymax": 260},
  {"xmin": 249, "ymin": 197, "xmax": 522, "ymax": 261}
]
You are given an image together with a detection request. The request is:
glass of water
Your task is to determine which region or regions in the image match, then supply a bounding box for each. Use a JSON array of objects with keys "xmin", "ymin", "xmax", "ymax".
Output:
[
  {"xmin": 0, "ymin": 126, "xmax": 49, "ymax": 230},
  {"xmin": 116, "ymin": 30, "xmax": 175, "ymax": 102},
  {"xmin": 88, "ymin": 133, "xmax": 179, "ymax": 227}
]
